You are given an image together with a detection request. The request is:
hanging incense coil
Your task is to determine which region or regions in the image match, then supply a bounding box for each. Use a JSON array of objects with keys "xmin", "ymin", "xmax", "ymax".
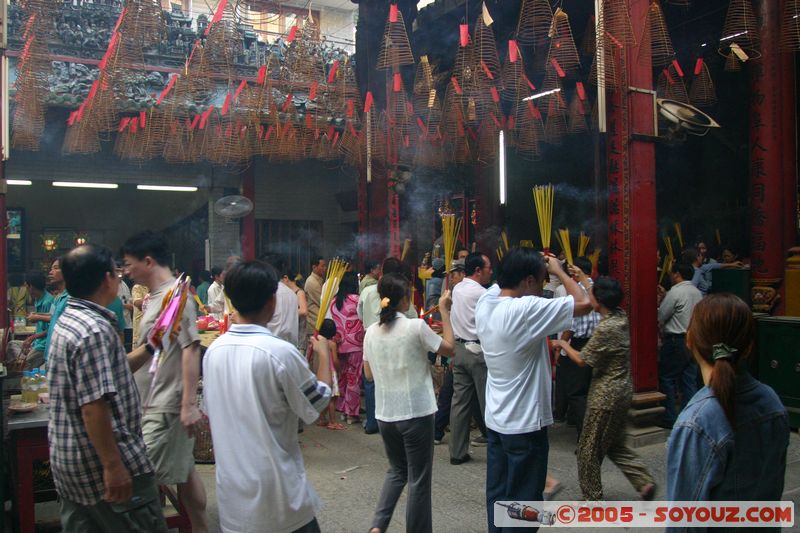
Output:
[
  {"xmin": 203, "ymin": 1, "xmax": 242, "ymax": 84},
  {"xmin": 602, "ymin": 0, "xmax": 637, "ymax": 48},
  {"xmin": 516, "ymin": 0, "xmax": 553, "ymax": 50},
  {"xmin": 339, "ymin": 120, "xmax": 364, "ymax": 168},
  {"xmin": 501, "ymin": 56, "xmax": 526, "ymax": 105},
  {"xmin": 656, "ymin": 64, "xmax": 689, "ymax": 104},
  {"xmin": 473, "ymin": 18, "xmax": 502, "ymax": 89},
  {"xmin": 719, "ymin": 0, "xmax": 760, "ymax": 58},
  {"xmin": 377, "ymin": 6, "xmax": 415, "ymax": 69},
  {"xmin": 162, "ymin": 121, "xmax": 192, "ymax": 164},
  {"xmin": 543, "ymin": 99, "xmax": 567, "ymax": 145},
  {"xmin": 327, "ymin": 57, "xmax": 360, "ymax": 118},
  {"xmin": 639, "ymin": 1, "xmax": 675, "ymax": 68},
  {"xmin": 724, "ymin": 50, "xmax": 743, "ymax": 72},
  {"xmin": 62, "ymin": 117, "xmax": 101, "ymax": 155},
  {"xmin": 568, "ymin": 95, "xmax": 589, "ymax": 134},
  {"xmin": 282, "ymin": 16, "xmax": 326, "ymax": 90},
  {"xmin": 689, "ymin": 61, "xmax": 717, "ymax": 107},
  {"xmin": 540, "ymin": 68, "xmax": 568, "ymax": 112},
  {"xmin": 476, "ymin": 117, "xmax": 500, "ymax": 163},
  {"xmin": 512, "ymin": 97, "xmax": 544, "ymax": 161},
  {"xmin": 780, "ymin": 0, "xmax": 800, "ymax": 52},
  {"xmin": 589, "ymin": 38, "xmax": 623, "ymax": 90},
  {"xmin": 546, "ymin": 8, "xmax": 582, "ymax": 74}
]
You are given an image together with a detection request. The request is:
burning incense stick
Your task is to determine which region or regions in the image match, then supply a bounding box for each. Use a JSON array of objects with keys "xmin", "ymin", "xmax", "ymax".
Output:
[
  {"xmin": 674, "ymin": 222, "xmax": 684, "ymax": 249},
  {"xmin": 589, "ymin": 248, "xmax": 601, "ymax": 272},
  {"xmin": 663, "ymin": 235, "xmax": 674, "ymax": 260},
  {"xmin": 315, "ymin": 257, "xmax": 349, "ymax": 332},
  {"xmin": 441, "ymin": 214, "xmax": 462, "ymax": 273},
  {"xmin": 532, "ymin": 184, "xmax": 554, "ymax": 252},
  {"xmin": 555, "ymin": 228, "xmax": 574, "ymax": 266},
  {"xmin": 715, "ymin": 228, "xmax": 722, "ymax": 246},
  {"xmin": 401, "ymin": 238, "xmax": 411, "ymax": 261},
  {"xmin": 578, "ymin": 232, "xmax": 590, "ymax": 257},
  {"xmin": 659, "ymin": 254, "xmax": 674, "ymax": 285},
  {"xmin": 501, "ymin": 230, "xmax": 509, "ymax": 252}
]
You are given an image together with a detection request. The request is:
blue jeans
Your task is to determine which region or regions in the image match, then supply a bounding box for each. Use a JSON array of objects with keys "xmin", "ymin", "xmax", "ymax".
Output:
[
  {"xmin": 486, "ymin": 427, "xmax": 549, "ymax": 533},
  {"xmin": 658, "ymin": 334, "xmax": 698, "ymax": 427},
  {"xmin": 363, "ymin": 372, "xmax": 378, "ymax": 433}
]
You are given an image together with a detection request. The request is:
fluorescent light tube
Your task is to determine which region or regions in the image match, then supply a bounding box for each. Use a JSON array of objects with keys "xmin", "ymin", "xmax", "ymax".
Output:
[
  {"xmin": 7, "ymin": 179, "xmax": 32, "ymax": 185},
  {"xmin": 137, "ymin": 185, "xmax": 198, "ymax": 192},
  {"xmin": 53, "ymin": 181, "xmax": 118, "ymax": 189},
  {"xmin": 499, "ymin": 130, "xmax": 506, "ymax": 206}
]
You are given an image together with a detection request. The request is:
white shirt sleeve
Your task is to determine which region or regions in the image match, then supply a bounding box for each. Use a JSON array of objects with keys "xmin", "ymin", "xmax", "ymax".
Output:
[
  {"xmin": 277, "ymin": 349, "xmax": 332, "ymax": 424},
  {"xmin": 416, "ymin": 319, "xmax": 443, "ymax": 354},
  {"xmin": 523, "ymin": 295, "xmax": 575, "ymax": 340}
]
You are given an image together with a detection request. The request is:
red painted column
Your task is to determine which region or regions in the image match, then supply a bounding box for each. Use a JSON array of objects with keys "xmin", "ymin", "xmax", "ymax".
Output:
[
  {"xmin": 780, "ymin": 31, "xmax": 798, "ymax": 263},
  {"xmin": 606, "ymin": 0, "xmax": 658, "ymax": 392},
  {"xmin": 749, "ymin": 0, "xmax": 786, "ymax": 313},
  {"xmin": 240, "ymin": 165, "xmax": 256, "ymax": 261}
]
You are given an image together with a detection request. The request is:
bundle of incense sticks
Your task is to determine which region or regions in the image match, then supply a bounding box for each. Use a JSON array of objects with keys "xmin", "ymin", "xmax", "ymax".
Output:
[
  {"xmin": 663, "ymin": 235, "xmax": 674, "ymax": 260},
  {"xmin": 659, "ymin": 253, "xmax": 674, "ymax": 285},
  {"xmin": 578, "ymin": 232, "xmax": 590, "ymax": 257},
  {"xmin": 674, "ymin": 222, "xmax": 684, "ymax": 249},
  {"xmin": 532, "ymin": 184, "xmax": 554, "ymax": 252},
  {"xmin": 589, "ymin": 248, "xmax": 601, "ymax": 272},
  {"xmin": 441, "ymin": 214, "xmax": 462, "ymax": 273},
  {"xmin": 401, "ymin": 238, "xmax": 411, "ymax": 261},
  {"xmin": 555, "ymin": 228, "xmax": 574, "ymax": 266},
  {"xmin": 497, "ymin": 230, "xmax": 510, "ymax": 262},
  {"xmin": 315, "ymin": 257, "xmax": 349, "ymax": 332}
]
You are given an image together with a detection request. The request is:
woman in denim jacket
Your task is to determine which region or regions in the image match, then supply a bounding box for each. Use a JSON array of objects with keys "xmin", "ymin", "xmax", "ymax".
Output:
[{"xmin": 666, "ymin": 294, "xmax": 789, "ymax": 507}]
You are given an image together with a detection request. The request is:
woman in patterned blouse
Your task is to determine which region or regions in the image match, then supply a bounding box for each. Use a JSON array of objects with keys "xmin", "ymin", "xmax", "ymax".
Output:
[{"xmin": 553, "ymin": 273, "xmax": 656, "ymax": 501}]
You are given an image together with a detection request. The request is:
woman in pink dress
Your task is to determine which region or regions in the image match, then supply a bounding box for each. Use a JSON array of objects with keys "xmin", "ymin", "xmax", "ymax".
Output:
[{"xmin": 330, "ymin": 272, "xmax": 365, "ymax": 423}]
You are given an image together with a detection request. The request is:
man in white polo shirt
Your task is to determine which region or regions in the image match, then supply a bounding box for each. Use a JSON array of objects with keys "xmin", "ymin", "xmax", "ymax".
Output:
[
  {"xmin": 203, "ymin": 261, "xmax": 333, "ymax": 533},
  {"xmin": 476, "ymin": 248, "xmax": 591, "ymax": 533}
]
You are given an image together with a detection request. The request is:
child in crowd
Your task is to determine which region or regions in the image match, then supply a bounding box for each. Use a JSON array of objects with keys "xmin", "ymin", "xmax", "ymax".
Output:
[{"xmin": 316, "ymin": 319, "xmax": 344, "ymax": 430}]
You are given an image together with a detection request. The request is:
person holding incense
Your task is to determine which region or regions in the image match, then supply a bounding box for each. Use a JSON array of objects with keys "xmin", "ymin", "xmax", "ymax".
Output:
[
  {"xmin": 329, "ymin": 271, "xmax": 366, "ymax": 424},
  {"xmin": 552, "ymin": 276, "xmax": 656, "ymax": 501},
  {"xmin": 364, "ymin": 273, "xmax": 456, "ymax": 533}
]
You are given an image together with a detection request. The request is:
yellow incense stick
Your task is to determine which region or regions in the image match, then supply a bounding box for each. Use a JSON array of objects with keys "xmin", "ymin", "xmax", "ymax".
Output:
[
  {"xmin": 532, "ymin": 184, "xmax": 554, "ymax": 251},
  {"xmin": 674, "ymin": 223, "xmax": 684, "ymax": 249},
  {"xmin": 315, "ymin": 257, "xmax": 349, "ymax": 331},
  {"xmin": 715, "ymin": 228, "xmax": 722, "ymax": 246},
  {"xmin": 578, "ymin": 232, "xmax": 590, "ymax": 257},
  {"xmin": 401, "ymin": 239, "xmax": 411, "ymax": 261},
  {"xmin": 441, "ymin": 214, "xmax": 462, "ymax": 273},
  {"xmin": 501, "ymin": 230, "xmax": 509, "ymax": 252},
  {"xmin": 663, "ymin": 236, "xmax": 674, "ymax": 260},
  {"xmin": 589, "ymin": 248, "xmax": 601, "ymax": 271},
  {"xmin": 659, "ymin": 254, "xmax": 674, "ymax": 285},
  {"xmin": 555, "ymin": 228, "xmax": 573, "ymax": 266}
]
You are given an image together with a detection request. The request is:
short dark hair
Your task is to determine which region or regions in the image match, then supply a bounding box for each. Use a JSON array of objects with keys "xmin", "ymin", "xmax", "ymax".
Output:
[
  {"xmin": 672, "ymin": 262, "xmax": 694, "ymax": 281},
  {"xmin": 61, "ymin": 244, "xmax": 116, "ymax": 299},
  {"xmin": 25, "ymin": 271, "xmax": 47, "ymax": 291},
  {"xmin": 497, "ymin": 247, "xmax": 546, "ymax": 289},
  {"xmin": 573, "ymin": 256, "xmax": 592, "ymax": 276},
  {"xmin": 456, "ymin": 246, "xmax": 469, "ymax": 255},
  {"xmin": 311, "ymin": 256, "xmax": 324, "ymax": 268},
  {"xmin": 465, "ymin": 252, "xmax": 487, "ymax": 276},
  {"xmin": 319, "ymin": 318, "xmax": 337, "ymax": 340},
  {"xmin": 211, "ymin": 266, "xmax": 223, "ymax": 278},
  {"xmin": 121, "ymin": 230, "xmax": 170, "ymax": 267},
  {"xmin": 592, "ymin": 276, "xmax": 624, "ymax": 309},
  {"xmin": 364, "ymin": 259, "xmax": 380, "ymax": 272},
  {"xmin": 223, "ymin": 261, "xmax": 279, "ymax": 316},
  {"xmin": 381, "ymin": 257, "xmax": 410, "ymax": 280},
  {"xmin": 199, "ymin": 270, "xmax": 212, "ymax": 283},
  {"xmin": 680, "ymin": 248, "xmax": 698, "ymax": 264}
]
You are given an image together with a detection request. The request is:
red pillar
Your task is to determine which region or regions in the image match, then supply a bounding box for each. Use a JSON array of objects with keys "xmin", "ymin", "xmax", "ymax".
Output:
[
  {"xmin": 240, "ymin": 165, "xmax": 256, "ymax": 261},
  {"xmin": 749, "ymin": 0, "xmax": 787, "ymax": 313},
  {"xmin": 606, "ymin": 0, "xmax": 658, "ymax": 392},
  {"xmin": 780, "ymin": 31, "xmax": 798, "ymax": 264}
]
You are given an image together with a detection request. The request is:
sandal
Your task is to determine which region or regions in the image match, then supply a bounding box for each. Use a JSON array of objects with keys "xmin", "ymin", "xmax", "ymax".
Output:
[{"xmin": 327, "ymin": 422, "xmax": 347, "ymax": 430}]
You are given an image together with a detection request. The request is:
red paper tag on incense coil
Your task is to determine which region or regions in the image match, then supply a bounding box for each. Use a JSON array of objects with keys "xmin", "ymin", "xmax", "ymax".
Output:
[
  {"xmin": 87, "ymin": 80, "xmax": 99, "ymax": 102},
  {"xmin": 265, "ymin": 125, "xmax": 274, "ymax": 140},
  {"xmin": 327, "ymin": 125, "xmax": 335, "ymax": 138},
  {"xmin": 577, "ymin": 99, "xmax": 585, "ymax": 115},
  {"xmin": 451, "ymin": 77, "xmax": 463, "ymax": 95},
  {"xmin": 576, "ymin": 81, "xmax": 586, "ymax": 101},
  {"xmin": 314, "ymin": 128, "xmax": 320, "ymax": 140},
  {"xmin": 76, "ymin": 102, "xmax": 86, "ymax": 122},
  {"xmin": 550, "ymin": 58, "xmax": 566, "ymax": 78},
  {"xmin": 333, "ymin": 130, "xmax": 340, "ymax": 144},
  {"xmin": 282, "ymin": 94, "xmax": 292, "ymax": 112},
  {"xmin": 364, "ymin": 91, "xmax": 374, "ymax": 113},
  {"xmin": 67, "ymin": 111, "xmax": 77, "ymax": 126},
  {"xmin": 527, "ymin": 101, "xmax": 542, "ymax": 120},
  {"xmin": 327, "ymin": 60, "xmax": 339, "ymax": 83},
  {"xmin": 694, "ymin": 58, "xmax": 704, "ymax": 76},
  {"xmin": 491, "ymin": 113, "xmax": 502, "ymax": 129},
  {"xmin": 113, "ymin": 7, "xmax": 127, "ymax": 34},
  {"xmin": 459, "ymin": 24, "xmax": 469, "ymax": 47},
  {"xmin": 507, "ymin": 115, "xmax": 515, "ymax": 130},
  {"xmin": 509, "ymin": 40, "xmax": 519, "ymax": 63},
  {"xmin": 225, "ymin": 124, "xmax": 232, "ymax": 138},
  {"xmin": 389, "ymin": 4, "xmax": 399, "ymax": 22},
  {"xmin": 258, "ymin": 125, "xmax": 264, "ymax": 138},
  {"xmin": 140, "ymin": 111, "xmax": 146, "ymax": 129},
  {"xmin": 662, "ymin": 69, "xmax": 675, "ymax": 85},
  {"xmin": 405, "ymin": 102, "xmax": 414, "ymax": 115},
  {"xmin": 393, "ymin": 72, "xmax": 402, "ymax": 92},
  {"xmin": 349, "ymin": 122, "xmax": 358, "ymax": 136},
  {"xmin": 416, "ymin": 117, "xmax": 426, "ymax": 133},
  {"xmin": 287, "ymin": 25, "xmax": 298, "ymax": 44},
  {"xmin": 490, "ymin": 86, "xmax": 500, "ymax": 103},
  {"xmin": 404, "ymin": 135, "xmax": 409, "ymax": 147},
  {"xmin": 257, "ymin": 65, "xmax": 267, "ymax": 85},
  {"xmin": 130, "ymin": 120, "xmax": 138, "ymax": 134},
  {"xmin": 480, "ymin": 60, "xmax": 495, "ymax": 80},
  {"xmin": 672, "ymin": 59, "xmax": 684, "ymax": 77},
  {"xmin": 221, "ymin": 93, "xmax": 232, "ymax": 115},
  {"xmin": 524, "ymin": 74, "xmax": 536, "ymax": 91},
  {"xmin": 346, "ymin": 99, "xmax": 355, "ymax": 117},
  {"xmin": 156, "ymin": 75, "xmax": 177, "ymax": 105},
  {"xmin": 309, "ymin": 81, "xmax": 319, "ymax": 100},
  {"xmin": 467, "ymin": 127, "xmax": 478, "ymax": 141},
  {"xmin": 457, "ymin": 117, "xmax": 465, "ymax": 137},
  {"xmin": 305, "ymin": 113, "xmax": 313, "ymax": 128},
  {"xmin": 606, "ymin": 31, "xmax": 623, "ymax": 48},
  {"xmin": 118, "ymin": 117, "xmax": 131, "ymax": 132},
  {"xmin": 235, "ymin": 79, "xmax": 247, "ymax": 100}
]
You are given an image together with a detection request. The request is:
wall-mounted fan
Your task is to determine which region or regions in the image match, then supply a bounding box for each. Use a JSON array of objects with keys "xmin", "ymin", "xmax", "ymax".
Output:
[
  {"xmin": 657, "ymin": 99, "xmax": 721, "ymax": 138},
  {"xmin": 214, "ymin": 195, "xmax": 254, "ymax": 221}
]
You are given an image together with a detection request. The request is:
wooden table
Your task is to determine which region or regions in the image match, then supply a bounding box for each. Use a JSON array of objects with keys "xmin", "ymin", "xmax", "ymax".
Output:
[{"xmin": 6, "ymin": 407, "xmax": 192, "ymax": 532}]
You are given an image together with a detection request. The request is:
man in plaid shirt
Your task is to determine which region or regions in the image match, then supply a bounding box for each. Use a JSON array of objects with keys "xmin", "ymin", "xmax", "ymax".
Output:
[{"xmin": 48, "ymin": 244, "xmax": 167, "ymax": 531}]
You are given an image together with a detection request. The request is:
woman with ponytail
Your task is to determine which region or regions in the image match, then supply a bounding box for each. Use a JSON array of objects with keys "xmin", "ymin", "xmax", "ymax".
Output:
[
  {"xmin": 363, "ymin": 272, "xmax": 456, "ymax": 533},
  {"xmin": 666, "ymin": 294, "xmax": 789, "ymax": 506}
]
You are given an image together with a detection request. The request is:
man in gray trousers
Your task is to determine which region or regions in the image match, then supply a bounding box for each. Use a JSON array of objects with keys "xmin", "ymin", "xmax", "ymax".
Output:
[{"xmin": 449, "ymin": 252, "xmax": 493, "ymax": 464}]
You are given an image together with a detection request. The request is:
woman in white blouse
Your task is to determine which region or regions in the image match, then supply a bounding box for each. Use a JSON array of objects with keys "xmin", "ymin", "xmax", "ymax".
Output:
[{"xmin": 363, "ymin": 272, "xmax": 456, "ymax": 533}]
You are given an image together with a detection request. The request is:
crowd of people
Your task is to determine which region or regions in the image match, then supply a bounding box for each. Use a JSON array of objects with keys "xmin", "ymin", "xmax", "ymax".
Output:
[{"xmin": 10, "ymin": 234, "xmax": 791, "ymax": 533}]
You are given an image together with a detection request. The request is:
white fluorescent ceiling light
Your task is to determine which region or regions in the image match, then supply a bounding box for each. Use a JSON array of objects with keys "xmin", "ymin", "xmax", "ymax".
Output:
[
  {"xmin": 521, "ymin": 88, "xmax": 562, "ymax": 102},
  {"xmin": 7, "ymin": 179, "xmax": 32, "ymax": 185},
  {"xmin": 137, "ymin": 185, "xmax": 199, "ymax": 192},
  {"xmin": 53, "ymin": 181, "xmax": 118, "ymax": 189}
]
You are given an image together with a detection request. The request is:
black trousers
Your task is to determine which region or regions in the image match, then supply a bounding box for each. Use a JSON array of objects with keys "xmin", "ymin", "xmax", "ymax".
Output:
[{"xmin": 554, "ymin": 336, "xmax": 592, "ymax": 437}]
